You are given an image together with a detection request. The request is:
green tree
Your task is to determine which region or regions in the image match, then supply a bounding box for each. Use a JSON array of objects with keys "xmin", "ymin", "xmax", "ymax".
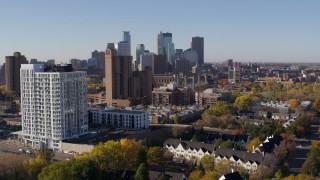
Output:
[
  {"xmin": 135, "ymin": 163, "xmax": 149, "ymax": 180},
  {"xmin": 200, "ymin": 155, "xmax": 215, "ymax": 171},
  {"xmin": 147, "ymin": 147, "xmax": 164, "ymax": 165},
  {"xmin": 136, "ymin": 146, "xmax": 148, "ymax": 167}
]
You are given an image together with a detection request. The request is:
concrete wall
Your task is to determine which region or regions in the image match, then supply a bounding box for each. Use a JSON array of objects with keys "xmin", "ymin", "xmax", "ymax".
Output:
[{"xmin": 61, "ymin": 142, "xmax": 94, "ymax": 153}]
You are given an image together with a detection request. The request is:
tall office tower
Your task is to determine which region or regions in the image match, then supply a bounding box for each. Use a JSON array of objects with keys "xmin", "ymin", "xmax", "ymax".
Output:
[
  {"xmin": 5, "ymin": 52, "xmax": 28, "ymax": 94},
  {"xmin": 91, "ymin": 50, "xmax": 105, "ymax": 77},
  {"xmin": 130, "ymin": 67, "xmax": 153, "ymax": 105},
  {"xmin": 223, "ymin": 59, "xmax": 233, "ymax": 71},
  {"xmin": 47, "ymin": 59, "xmax": 55, "ymax": 65},
  {"xmin": 20, "ymin": 64, "xmax": 88, "ymax": 149},
  {"xmin": 139, "ymin": 53, "xmax": 154, "ymax": 71},
  {"xmin": 175, "ymin": 58, "xmax": 190, "ymax": 76},
  {"xmin": 181, "ymin": 49, "xmax": 199, "ymax": 65},
  {"xmin": 105, "ymin": 48, "xmax": 133, "ymax": 107},
  {"xmin": 119, "ymin": 31, "xmax": 131, "ymax": 56},
  {"xmin": 123, "ymin": 31, "xmax": 131, "ymax": 43},
  {"xmin": 157, "ymin": 32, "xmax": 175, "ymax": 61},
  {"xmin": 118, "ymin": 41, "xmax": 131, "ymax": 56},
  {"xmin": 191, "ymin": 36, "xmax": 204, "ymax": 66},
  {"xmin": 136, "ymin": 44, "xmax": 145, "ymax": 64},
  {"xmin": 152, "ymin": 54, "xmax": 167, "ymax": 75},
  {"xmin": 228, "ymin": 67, "xmax": 240, "ymax": 83}
]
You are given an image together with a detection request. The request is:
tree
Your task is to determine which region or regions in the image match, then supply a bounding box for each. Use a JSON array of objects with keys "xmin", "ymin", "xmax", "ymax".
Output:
[
  {"xmin": 220, "ymin": 140, "xmax": 233, "ymax": 149},
  {"xmin": 24, "ymin": 155, "xmax": 47, "ymax": 180},
  {"xmin": 234, "ymin": 95, "xmax": 252, "ymax": 110},
  {"xmin": 147, "ymin": 147, "xmax": 164, "ymax": 165},
  {"xmin": 203, "ymin": 101, "xmax": 231, "ymax": 117},
  {"xmin": 284, "ymin": 174, "xmax": 316, "ymax": 180},
  {"xmin": 135, "ymin": 163, "xmax": 149, "ymax": 180},
  {"xmin": 289, "ymin": 99, "xmax": 300, "ymax": 108},
  {"xmin": 136, "ymin": 146, "xmax": 147, "ymax": 167},
  {"xmin": 188, "ymin": 170, "xmax": 203, "ymax": 180},
  {"xmin": 172, "ymin": 114, "xmax": 180, "ymax": 124},
  {"xmin": 199, "ymin": 155, "xmax": 215, "ymax": 171},
  {"xmin": 313, "ymin": 97, "xmax": 320, "ymax": 112},
  {"xmin": 36, "ymin": 148, "xmax": 55, "ymax": 163},
  {"xmin": 246, "ymin": 137, "xmax": 261, "ymax": 152},
  {"xmin": 301, "ymin": 154, "xmax": 320, "ymax": 177},
  {"xmin": 214, "ymin": 159, "xmax": 231, "ymax": 177},
  {"xmin": 202, "ymin": 171, "xmax": 218, "ymax": 180}
]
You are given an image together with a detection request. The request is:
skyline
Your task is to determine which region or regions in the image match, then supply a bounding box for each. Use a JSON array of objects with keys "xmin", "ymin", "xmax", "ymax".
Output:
[{"xmin": 0, "ymin": 0, "xmax": 319, "ymax": 64}]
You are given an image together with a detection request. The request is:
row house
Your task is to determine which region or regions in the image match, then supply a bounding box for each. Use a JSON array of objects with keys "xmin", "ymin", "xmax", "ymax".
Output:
[
  {"xmin": 215, "ymin": 148, "xmax": 263, "ymax": 174},
  {"xmin": 254, "ymin": 135, "xmax": 283, "ymax": 154},
  {"xmin": 164, "ymin": 138, "xmax": 215, "ymax": 162}
]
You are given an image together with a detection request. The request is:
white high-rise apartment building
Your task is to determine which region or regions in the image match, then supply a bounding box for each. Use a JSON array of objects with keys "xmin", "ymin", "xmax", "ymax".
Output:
[{"xmin": 20, "ymin": 64, "xmax": 88, "ymax": 150}]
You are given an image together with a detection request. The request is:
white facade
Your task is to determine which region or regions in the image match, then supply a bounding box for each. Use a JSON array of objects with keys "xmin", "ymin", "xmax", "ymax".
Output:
[
  {"xmin": 20, "ymin": 64, "xmax": 88, "ymax": 150},
  {"xmin": 91, "ymin": 107, "xmax": 149, "ymax": 130}
]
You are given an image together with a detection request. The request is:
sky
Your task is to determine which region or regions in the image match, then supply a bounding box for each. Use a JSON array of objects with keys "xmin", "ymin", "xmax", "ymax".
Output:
[{"xmin": 0, "ymin": 0, "xmax": 319, "ymax": 64}]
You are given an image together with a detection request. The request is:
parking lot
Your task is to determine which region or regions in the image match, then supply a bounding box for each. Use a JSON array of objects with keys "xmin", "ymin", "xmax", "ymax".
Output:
[{"xmin": 0, "ymin": 139, "xmax": 73, "ymax": 161}]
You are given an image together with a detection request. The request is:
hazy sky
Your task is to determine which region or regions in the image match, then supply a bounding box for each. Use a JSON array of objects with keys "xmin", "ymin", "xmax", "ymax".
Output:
[{"xmin": 0, "ymin": 0, "xmax": 319, "ymax": 64}]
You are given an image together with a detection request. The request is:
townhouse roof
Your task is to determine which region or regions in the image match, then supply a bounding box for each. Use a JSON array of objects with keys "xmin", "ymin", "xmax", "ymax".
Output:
[
  {"xmin": 221, "ymin": 171, "xmax": 243, "ymax": 180},
  {"xmin": 207, "ymin": 133, "xmax": 249, "ymax": 143},
  {"xmin": 215, "ymin": 148, "xmax": 263, "ymax": 164},
  {"xmin": 164, "ymin": 138, "xmax": 215, "ymax": 152}
]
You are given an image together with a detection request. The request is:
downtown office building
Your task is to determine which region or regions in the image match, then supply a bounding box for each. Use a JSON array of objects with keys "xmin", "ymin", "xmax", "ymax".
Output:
[{"xmin": 20, "ymin": 64, "xmax": 88, "ymax": 149}]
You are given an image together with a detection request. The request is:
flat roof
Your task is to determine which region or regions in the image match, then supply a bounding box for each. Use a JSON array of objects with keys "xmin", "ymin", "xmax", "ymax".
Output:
[{"xmin": 98, "ymin": 109, "xmax": 147, "ymax": 115}]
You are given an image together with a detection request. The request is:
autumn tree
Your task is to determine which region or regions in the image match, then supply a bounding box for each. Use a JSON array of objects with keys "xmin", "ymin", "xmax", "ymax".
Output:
[
  {"xmin": 172, "ymin": 114, "xmax": 180, "ymax": 124},
  {"xmin": 246, "ymin": 137, "xmax": 261, "ymax": 152},
  {"xmin": 199, "ymin": 155, "xmax": 215, "ymax": 171},
  {"xmin": 301, "ymin": 154, "xmax": 320, "ymax": 177},
  {"xmin": 289, "ymin": 99, "xmax": 300, "ymax": 109},
  {"xmin": 234, "ymin": 95, "xmax": 252, "ymax": 111},
  {"xmin": 188, "ymin": 170, "xmax": 203, "ymax": 180},
  {"xmin": 36, "ymin": 148, "xmax": 55, "ymax": 163},
  {"xmin": 147, "ymin": 147, "xmax": 164, "ymax": 165},
  {"xmin": 214, "ymin": 159, "xmax": 231, "ymax": 177},
  {"xmin": 24, "ymin": 155, "xmax": 48, "ymax": 180}
]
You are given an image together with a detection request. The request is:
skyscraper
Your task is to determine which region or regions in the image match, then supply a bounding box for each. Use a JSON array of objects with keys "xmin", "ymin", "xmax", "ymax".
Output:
[
  {"xmin": 20, "ymin": 64, "xmax": 88, "ymax": 149},
  {"xmin": 118, "ymin": 41, "xmax": 131, "ymax": 56},
  {"xmin": 136, "ymin": 44, "xmax": 145, "ymax": 64},
  {"xmin": 191, "ymin": 36, "xmax": 204, "ymax": 66},
  {"xmin": 105, "ymin": 47, "xmax": 132, "ymax": 106},
  {"xmin": 157, "ymin": 32, "xmax": 175, "ymax": 61},
  {"xmin": 152, "ymin": 54, "xmax": 167, "ymax": 74},
  {"xmin": 5, "ymin": 52, "xmax": 28, "ymax": 94},
  {"xmin": 119, "ymin": 31, "xmax": 131, "ymax": 56}
]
